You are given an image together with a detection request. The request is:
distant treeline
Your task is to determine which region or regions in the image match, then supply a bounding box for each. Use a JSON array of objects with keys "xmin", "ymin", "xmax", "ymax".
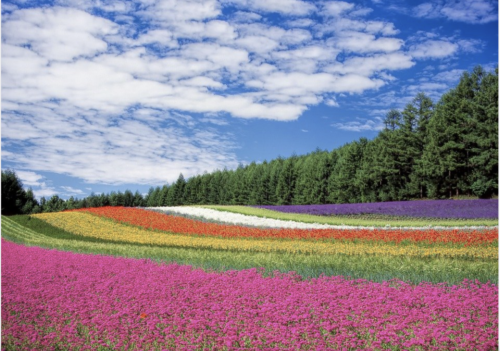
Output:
[{"xmin": 2, "ymin": 66, "xmax": 497, "ymax": 215}]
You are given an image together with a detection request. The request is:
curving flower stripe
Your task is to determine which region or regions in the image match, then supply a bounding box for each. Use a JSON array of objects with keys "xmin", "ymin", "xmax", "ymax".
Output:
[
  {"xmin": 70, "ymin": 206, "xmax": 498, "ymax": 246},
  {"xmin": 33, "ymin": 212, "xmax": 497, "ymax": 259},
  {"xmin": 152, "ymin": 205, "xmax": 497, "ymax": 229}
]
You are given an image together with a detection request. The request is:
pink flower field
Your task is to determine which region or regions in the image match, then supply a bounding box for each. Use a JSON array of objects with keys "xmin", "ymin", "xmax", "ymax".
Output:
[{"xmin": 2, "ymin": 239, "xmax": 498, "ymax": 351}]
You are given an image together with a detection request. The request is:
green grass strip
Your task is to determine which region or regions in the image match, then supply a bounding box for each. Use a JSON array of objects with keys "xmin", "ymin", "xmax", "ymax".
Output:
[
  {"xmin": 2, "ymin": 216, "xmax": 497, "ymax": 285},
  {"xmin": 199, "ymin": 205, "xmax": 499, "ymax": 227},
  {"xmin": 6, "ymin": 215, "xmax": 156, "ymax": 247}
]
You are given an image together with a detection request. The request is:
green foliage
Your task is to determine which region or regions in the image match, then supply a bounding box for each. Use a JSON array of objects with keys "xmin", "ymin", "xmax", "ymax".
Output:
[
  {"xmin": 471, "ymin": 177, "xmax": 494, "ymax": 198},
  {"xmin": 1, "ymin": 170, "xmax": 39, "ymax": 215},
  {"xmin": 276, "ymin": 156, "xmax": 297, "ymax": 205},
  {"xmin": 422, "ymin": 66, "xmax": 498, "ymax": 198}
]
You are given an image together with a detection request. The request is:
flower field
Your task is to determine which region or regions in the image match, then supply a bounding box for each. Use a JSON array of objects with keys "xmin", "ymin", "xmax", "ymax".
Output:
[
  {"xmin": 254, "ymin": 199, "xmax": 499, "ymax": 219},
  {"xmin": 13, "ymin": 210, "xmax": 498, "ymax": 260},
  {"xmin": 2, "ymin": 240, "xmax": 498, "ymax": 351},
  {"xmin": 2, "ymin": 201, "xmax": 499, "ymax": 350},
  {"xmin": 201, "ymin": 204, "xmax": 499, "ymax": 228}
]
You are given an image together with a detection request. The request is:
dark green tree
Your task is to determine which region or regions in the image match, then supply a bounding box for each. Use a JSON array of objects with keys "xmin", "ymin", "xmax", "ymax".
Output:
[
  {"xmin": 21, "ymin": 188, "xmax": 39, "ymax": 214},
  {"xmin": 44, "ymin": 195, "xmax": 66, "ymax": 212},
  {"xmin": 276, "ymin": 155, "xmax": 297, "ymax": 205},
  {"xmin": 1, "ymin": 170, "xmax": 28, "ymax": 215},
  {"xmin": 146, "ymin": 187, "xmax": 161, "ymax": 207},
  {"xmin": 268, "ymin": 158, "xmax": 283, "ymax": 204},
  {"xmin": 133, "ymin": 191, "xmax": 145, "ymax": 207},
  {"xmin": 231, "ymin": 165, "xmax": 249, "ymax": 205},
  {"xmin": 328, "ymin": 140, "xmax": 367, "ymax": 203},
  {"xmin": 123, "ymin": 190, "xmax": 134, "ymax": 207},
  {"xmin": 421, "ymin": 67, "xmax": 496, "ymax": 198},
  {"xmin": 467, "ymin": 67, "xmax": 498, "ymax": 197}
]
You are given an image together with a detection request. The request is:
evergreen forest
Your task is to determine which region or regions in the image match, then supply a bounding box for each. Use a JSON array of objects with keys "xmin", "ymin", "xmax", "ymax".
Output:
[{"xmin": 2, "ymin": 66, "xmax": 498, "ymax": 215}]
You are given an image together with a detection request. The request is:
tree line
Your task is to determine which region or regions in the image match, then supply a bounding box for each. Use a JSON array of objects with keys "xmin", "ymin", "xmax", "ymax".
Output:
[{"xmin": 2, "ymin": 66, "xmax": 497, "ymax": 215}]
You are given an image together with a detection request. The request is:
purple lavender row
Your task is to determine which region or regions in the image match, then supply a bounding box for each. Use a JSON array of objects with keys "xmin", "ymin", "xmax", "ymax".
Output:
[
  {"xmin": 255, "ymin": 199, "xmax": 499, "ymax": 219},
  {"xmin": 2, "ymin": 240, "xmax": 498, "ymax": 350}
]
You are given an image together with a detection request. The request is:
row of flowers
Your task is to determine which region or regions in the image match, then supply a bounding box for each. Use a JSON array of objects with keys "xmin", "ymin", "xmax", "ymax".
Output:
[
  {"xmin": 65, "ymin": 206, "xmax": 498, "ymax": 245},
  {"xmin": 32, "ymin": 211, "xmax": 497, "ymax": 259},
  {"xmin": 149, "ymin": 205, "xmax": 496, "ymax": 229},
  {"xmin": 254, "ymin": 199, "xmax": 499, "ymax": 219},
  {"xmin": 2, "ymin": 239, "xmax": 498, "ymax": 351}
]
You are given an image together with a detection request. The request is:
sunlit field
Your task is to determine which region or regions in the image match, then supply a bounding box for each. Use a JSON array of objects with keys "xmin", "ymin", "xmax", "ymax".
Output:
[{"xmin": 2, "ymin": 202, "xmax": 498, "ymax": 350}]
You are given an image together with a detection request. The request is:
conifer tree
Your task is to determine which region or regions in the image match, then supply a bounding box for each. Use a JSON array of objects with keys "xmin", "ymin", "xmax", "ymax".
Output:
[
  {"xmin": 1, "ymin": 170, "xmax": 27, "ymax": 215},
  {"xmin": 133, "ymin": 191, "xmax": 145, "ymax": 207},
  {"xmin": 276, "ymin": 155, "xmax": 297, "ymax": 205}
]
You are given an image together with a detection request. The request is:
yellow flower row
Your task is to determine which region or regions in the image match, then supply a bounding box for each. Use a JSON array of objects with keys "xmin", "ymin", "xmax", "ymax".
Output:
[{"xmin": 33, "ymin": 212, "xmax": 498, "ymax": 259}]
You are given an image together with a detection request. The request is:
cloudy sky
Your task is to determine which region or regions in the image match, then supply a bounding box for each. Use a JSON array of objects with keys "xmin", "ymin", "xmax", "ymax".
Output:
[{"xmin": 1, "ymin": 0, "xmax": 498, "ymax": 199}]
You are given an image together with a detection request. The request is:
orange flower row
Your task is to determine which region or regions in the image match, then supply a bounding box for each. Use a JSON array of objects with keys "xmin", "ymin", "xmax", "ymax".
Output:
[{"xmin": 72, "ymin": 207, "xmax": 497, "ymax": 245}]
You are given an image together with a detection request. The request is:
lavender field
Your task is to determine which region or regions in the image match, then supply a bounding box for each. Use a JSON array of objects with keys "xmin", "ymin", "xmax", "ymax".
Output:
[{"xmin": 255, "ymin": 199, "xmax": 499, "ymax": 219}]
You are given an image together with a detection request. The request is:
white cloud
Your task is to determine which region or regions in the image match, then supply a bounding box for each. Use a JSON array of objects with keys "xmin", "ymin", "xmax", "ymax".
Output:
[
  {"xmin": 327, "ymin": 52, "xmax": 414, "ymax": 76},
  {"xmin": 286, "ymin": 18, "xmax": 314, "ymax": 27},
  {"xmin": 221, "ymin": 0, "xmax": 316, "ymax": 15},
  {"xmin": 138, "ymin": 0, "xmax": 221, "ymax": 23},
  {"xmin": 457, "ymin": 39, "xmax": 484, "ymax": 53},
  {"xmin": 2, "ymin": 7, "xmax": 117, "ymax": 62},
  {"xmin": 413, "ymin": 3, "xmax": 434, "ymax": 18},
  {"xmin": 180, "ymin": 76, "xmax": 225, "ymax": 89},
  {"xmin": 332, "ymin": 118, "xmax": 383, "ymax": 132},
  {"xmin": 409, "ymin": 40, "xmax": 458, "ymax": 59},
  {"xmin": 319, "ymin": 17, "xmax": 399, "ymax": 36},
  {"xmin": 164, "ymin": 19, "xmax": 238, "ymax": 42},
  {"xmin": 433, "ymin": 69, "xmax": 465, "ymax": 83},
  {"xmin": 2, "ymin": 105, "xmax": 241, "ymax": 185},
  {"xmin": 325, "ymin": 98, "xmax": 339, "ymax": 107},
  {"xmin": 12, "ymin": 169, "xmax": 58, "ymax": 199},
  {"xmin": 16, "ymin": 171, "xmax": 45, "ymax": 187},
  {"xmin": 246, "ymin": 71, "xmax": 384, "ymax": 99},
  {"xmin": 33, "ymin": 187, "xmax": 59, "ymax": 199},
  {"xmin": 134, "ymin": 29, "xmax": 178, "ymax": 47},
  {"xmin": 236, "ymin": 23, "xmax": 312, "ymax": 45},
  {"xmin": 407, "ymin": 31, "xmax": 484, "ymax": 60},
  {"xmin": 180, "ymin": 43, "xmax": 248, "ymax": 73},
  {"xmin": 231, "ymin": 11, "xmax": 262, "ymax": 23},
  {"xmin": 271, "ymin": 45, "xmax": 339, "ymax": 73},
  {"xmin": 413, "ymin": 0, "xmax": 497, "ymax": 24},
  {"xmin": 235, "ymin": 35, "xmax": 280, "ymax": 54},
  {"xmin": 321, "ymin": 1, "xmax": 354, "ymax": 17},
  {"xmin": 60, "ymin": 186, "xmax": 85, "ymax": 195},
  {"xmin": 54, "ymin": 0, "xmax": 134, "ymax": 13},
  {"xmin": 199, "ymin": 115, "xmax": 229, "ymax": 125},
  {"xmin": 2, "ymin": 0, "xmax": 455, "ymax": 185},
  {"xmin": 333, "ymin": 31, "xmax": 403, "ymax": 53},
  {"xmin": 403, "ymin": 81, "xmax": 451, "ymax": 102}
]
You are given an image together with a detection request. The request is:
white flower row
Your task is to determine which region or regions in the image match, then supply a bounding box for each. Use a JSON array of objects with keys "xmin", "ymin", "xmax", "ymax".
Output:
[
  {"xmin": 148, "ymin": 206, "xmax": 338, "ymax": 229},
  {"xmin": 146, "ymin": 206, "xmax": 497, "ymax": 230}
]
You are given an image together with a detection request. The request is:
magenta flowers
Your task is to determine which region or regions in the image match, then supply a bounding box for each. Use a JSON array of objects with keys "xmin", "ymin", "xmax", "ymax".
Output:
[{"xmin": 2, "ymin": 239, "xmax": 498, "ymax": 350}]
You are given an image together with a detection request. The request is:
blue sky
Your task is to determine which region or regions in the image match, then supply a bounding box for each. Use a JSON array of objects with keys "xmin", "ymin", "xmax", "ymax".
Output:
[{"xmin": 1, "ymin": 0, "xmax": 498, "ymax": 199}]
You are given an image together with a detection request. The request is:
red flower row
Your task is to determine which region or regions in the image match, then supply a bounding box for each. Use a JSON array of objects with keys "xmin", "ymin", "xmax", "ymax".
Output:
[{"xmin": 72, "ymin": 206, "xmax": 497, "ymax": 245}]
